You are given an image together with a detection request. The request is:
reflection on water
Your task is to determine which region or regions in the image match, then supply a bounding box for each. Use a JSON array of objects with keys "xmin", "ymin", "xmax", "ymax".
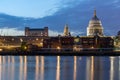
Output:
[
  {"xmin": 73, "ymin": 56, "xmax": 77, "ymax": 80},
  {"xmin": 40, "ymin": 56, "xmax": 44, "ymax": 80},
  {"xmin": 24, "ymin": 56, "xmax": 27, "ymax": 80},
  {"xmin": 0, "ymin": 56, "xmax": 119, "ymax": 80},
  {"xmin": 56, "ymin": 56, "xmax": 60, "ymax": 80},
  {"xmin": 119, "ymin": 57, "xmax": 120, "ymax": 78},
  {"xmin": 19, "ymin": 56, "xmax": 27, "ymax": 80},
  {"xmin": 86, "ymin": 56, "xmax": 95, "ymax": 80},
  {"xmin": 35, "ymin": 56, "xmax": 39, "ymax": 80},
  {"xmin": 19, "ymin": 56, "xmax": 23, "ymax": 80},
  {"xmin": 110, "ymin": 57, "xmax": 119, "ymax": 80},
  {"xmin": 0, "ymin": 56, "xmax": 2, "ymax": 80},
  {"xmin": 35, "ymin": 56, "xmax": 45, "ymax": 80},
  {"xmin": 11, "ymin": 56, "xmax": 14, "ymax": 80}
]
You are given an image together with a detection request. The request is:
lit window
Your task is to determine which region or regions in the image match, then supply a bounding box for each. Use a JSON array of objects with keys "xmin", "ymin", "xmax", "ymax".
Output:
[
  {"xmin": 36, "ymin": 38, "xmax": 39, "ymax": 41},
  {"xmin": 20, "ymin": 38, "xmax": 23, "ymax": 42},
  {"xmin": 12, "ymin": 38, "xmax": 14, "ymax": 41}
]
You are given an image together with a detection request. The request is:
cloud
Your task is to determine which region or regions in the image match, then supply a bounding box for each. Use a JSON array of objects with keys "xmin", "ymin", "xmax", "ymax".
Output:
[
  {"xmin": 0, "ymin": 27, "xmax": 24, "ymax": 36},
  {"xmin": 0, "ymin": 27, "xmax": 85, "ymax": 36},
  {"xmin": 71, "ymin": 31, "xmax": 85, "ymax": 36},
  {"xmin": 49, "ymin": 29, "xmax": 85, "ymax": 36},
  {"xmin": 0, "ymin": 27, "xmax": 63, "ymax": 36},
  {"xmin": 49, "ymin": 30, "xmax": 62, "ymax": 36}
]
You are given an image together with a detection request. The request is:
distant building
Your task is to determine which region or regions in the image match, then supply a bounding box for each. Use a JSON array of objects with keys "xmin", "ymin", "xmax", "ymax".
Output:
[
  {"xmin": 79, "ymin": 36, "xmax": 114, "ymax": 48},
  {"xmin": 87, "ymin": 10, "xmax": 104, "ymax": 36},
  {"xmin": 0, "ymin": 36, "xmax": 46, "ymax": 51},
  {"xmin": 63, "ymin": 24, "xmax": 71, "ymax": 36},
  {"xmin": 43, "ymin": 10, "xmax": 114, "ymax": 49},
  {"xmin": 74, "ymin": 10, "xmax": 113, "ymax": 49},
  {"xmin": 114, "ymin": 31, "xmax": 120, "ymax": 47},
  {"xmin": 43, "ymin": 37, "xmax": 74, "ymax": 49},
  {"xmin": 43, "ymin": 36, "xmax": 114, "ymax": 50},
  {"xmin": 25, "ymin": 27, "xmax": 48, "ymax": 36}
]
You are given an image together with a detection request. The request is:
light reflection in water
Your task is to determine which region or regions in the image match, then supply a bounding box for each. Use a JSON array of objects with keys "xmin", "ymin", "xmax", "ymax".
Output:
[
  {"xmin": 3, "ymin": 56, "xmax": 6, "ymax": 64},
  {"xmin": 0, "ymin": 56, "xmax": 16, "ymax": 80},
  {"xmin": 110, "ymin": 57, "xmax": 114, "ymax": 80},
  {"xmin": 0, "ymin": 56, "xmax": 2, "ymax": 80},
  {"xmin": 0, "ymin": 56, "xmax": 119, "ymax": 80},
  {"xmin": 0, "ymin": 56, "xmax": 2, "ymax": 65},
  {"xmin": 19, "ymin": 56, "xmax": 23, "ymax": 80},
  {"xmin": 19, "ymin": 56, "xmax": 27, "ymax": 80},
  {"xmin": 35, "ymin": 56, "xmax": 39, "ymax": 80},
  {"xmin": 86, "ymin": 56, "xmax": 90, "ymax": 80},
  {"xmin": 7, "ymin": 56, "xmax": 11, "ymax": 79},
  {"xmin": 73, "ymin": 56, "xmax": 77, "ymax": 80},
  {"xmin": 40, "ymin": 56, "xmax": 44, "ymax": 80},
  {"xmin": 86, "ymin": 56, "xmax": 94, "ymax": 80},
  {"xmin": 12, "ymin": 56, "xmax": 15, "ymax": 63},
  {"xmin": 2, "ymin": 56, "xmax": 6, "ymax": 80},
  {"xmin": 91, "ymin": 56, "xmax": 94, "ymax": 80},
  {"xmin": 56, "ymin": 56, "xmax": 60, "ymax": 80},
  {"xmin": 35, "ymin": 56, "xmax": 44, "ymax": 80},
  {"xmin": 110, "ymin": 57, "xmax": 119, "ymax": 80},
  {"xmin": 8, "ymin": 56, "xmax": 10, "ymax": 63},
  {"xmin": 24, "ymin": 56, "xmax": 27, "ymax": 80},
  {"xmin": 11, "ymin": 56, "xmax": 15, "ymax": 80},
  {"xmin": 119, "ymin": 57, "xmax": 120, "ymax": 80}
]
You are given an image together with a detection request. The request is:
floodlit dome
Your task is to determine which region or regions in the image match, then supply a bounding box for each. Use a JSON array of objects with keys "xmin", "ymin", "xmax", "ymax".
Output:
[
  {"xmin": 87, "ymin": 10, "xmax": 104, "ymax": 36},
  {"xmin": 88, "ymin": 10, "xmax": 102, "ymax": 28}
]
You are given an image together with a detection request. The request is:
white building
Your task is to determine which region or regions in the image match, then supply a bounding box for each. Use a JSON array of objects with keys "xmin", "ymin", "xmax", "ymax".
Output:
[{"xmin": 87, "ymin": 10, "xmax": 104, "ymax": 36}]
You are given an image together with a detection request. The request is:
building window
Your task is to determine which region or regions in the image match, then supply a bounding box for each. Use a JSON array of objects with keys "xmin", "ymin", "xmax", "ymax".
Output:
[{"xmin": 83, "ymin": 41, "xmax": 88, "ymax": 44}]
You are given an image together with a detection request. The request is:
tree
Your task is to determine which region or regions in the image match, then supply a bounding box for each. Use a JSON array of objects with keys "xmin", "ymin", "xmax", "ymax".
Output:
[{"xmin": 21, "ymin": 42, "xmax": 27, "ymax": 51}]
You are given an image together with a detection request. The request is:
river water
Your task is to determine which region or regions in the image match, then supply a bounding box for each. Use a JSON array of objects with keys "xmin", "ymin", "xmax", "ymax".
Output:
[{"xmin": 0, "ymin": 56, "xmax": 119, "ymax": 80}]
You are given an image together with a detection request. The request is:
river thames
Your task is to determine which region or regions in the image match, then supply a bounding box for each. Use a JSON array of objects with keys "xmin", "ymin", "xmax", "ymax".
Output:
[{"xmin": 0, "ymin": 56, "xmax": 119, "ymax": 80}]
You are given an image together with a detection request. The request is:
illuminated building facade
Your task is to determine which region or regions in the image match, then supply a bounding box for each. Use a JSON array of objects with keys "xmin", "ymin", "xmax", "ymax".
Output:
[
  {"xmin": 43, "ymin": 37, "xmax": 74, "ymax": 49},
  {"xmin": 43, "ymin": 36, "xmax": 114, "ymax": 50},
  {"xmin": 87, "ymin": 10, "xmax": 104, "ymax": 36},
  {"xmin": 76, "ymin": 36, "xmax": 114, "ymax": 48},
  {"xmin": 114, "ymin": 31, "xmax": 120, "ymax": 48},
  {"xmin": 0, "ymin": 36, "xmax": 45, "ymax": 51},
  {"xmin": 25, "ymin": 27, "xmax": 48, "ymax": 36},
  {"xmin": 63, "ymin": 24, "xmax": 71, "ymax": 36}
]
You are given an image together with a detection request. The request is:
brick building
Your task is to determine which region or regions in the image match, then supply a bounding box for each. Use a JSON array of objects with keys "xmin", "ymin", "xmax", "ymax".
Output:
[{"xmin": 25, "ymin": 27, "xmax": 48, "ymax": 36}]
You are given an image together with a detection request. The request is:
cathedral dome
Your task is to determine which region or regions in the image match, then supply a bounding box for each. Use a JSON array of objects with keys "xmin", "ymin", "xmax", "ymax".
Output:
[
  {"xmin": 88, "ymin": 10, "xmax": 102, "ymax": 28},
  {"xmin": 87, "ymin": 10, "xmax": 104, "ymax": 36}
]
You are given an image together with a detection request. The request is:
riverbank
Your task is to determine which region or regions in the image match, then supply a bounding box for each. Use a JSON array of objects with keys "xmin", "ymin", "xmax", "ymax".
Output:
[{"xmin": 0, "ymin": 50, "xmax": 120, "ymax": 56}]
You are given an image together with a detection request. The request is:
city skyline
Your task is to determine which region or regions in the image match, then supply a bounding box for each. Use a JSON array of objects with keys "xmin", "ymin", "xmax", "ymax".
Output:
[{"xmin": 0, "ymin": 0, "xmax": 119, "ymax": 36}]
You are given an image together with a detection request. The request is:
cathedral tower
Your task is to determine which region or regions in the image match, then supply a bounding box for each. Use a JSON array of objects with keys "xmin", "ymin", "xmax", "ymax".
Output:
[{"xmin": 63, "ymin": 24, "xmax": 71, "ymax": 36}]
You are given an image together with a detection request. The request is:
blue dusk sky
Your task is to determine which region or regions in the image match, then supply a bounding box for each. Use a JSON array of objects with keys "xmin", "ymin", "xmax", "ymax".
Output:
[
  {"xmin": 1, "ymin": 0, "xmax": 116, "ymax": 18},
  {"xmin": 0, "ymin": 0, "xmax": 67, "ymax": 17},
  {"xmin": 0, "ymin": 0, "xmax": 120, "ymax": 36}
]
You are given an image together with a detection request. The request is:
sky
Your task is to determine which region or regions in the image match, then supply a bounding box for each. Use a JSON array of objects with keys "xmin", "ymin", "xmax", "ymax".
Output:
[
  {"xmin": 0, "ymin": 0, "xmax": 120, "ymax": 36},
  {"xmin": 0, "ymin": 0, "xmax": 60, "ymax": 17},
  {"xmin": 0, "ymin": 0, "xmax": 73, "ymax": 18},
  {"xmin": 0, "ymin": 0, "xmax": 120, "ymax": 18},
  {"xmin": 0, "ymin": 0, "xmax": 86, "ymax": 17}
]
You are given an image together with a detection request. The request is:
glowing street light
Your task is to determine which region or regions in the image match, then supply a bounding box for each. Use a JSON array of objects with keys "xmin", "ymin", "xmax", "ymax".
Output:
[{"xmin": 57, "ymin": 46, "xmax": 61, "ymax": 50}]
